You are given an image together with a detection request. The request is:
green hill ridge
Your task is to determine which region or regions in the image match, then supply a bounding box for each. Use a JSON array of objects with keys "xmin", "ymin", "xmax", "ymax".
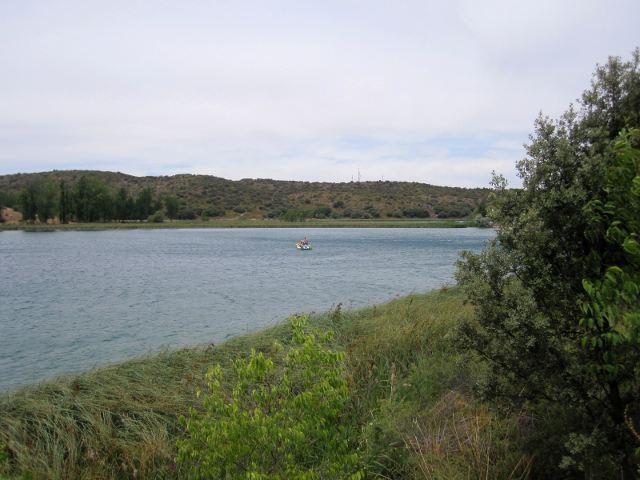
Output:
[{"xmin": 0, "ymin": 170, "xmax": 488, "ymax": 222}]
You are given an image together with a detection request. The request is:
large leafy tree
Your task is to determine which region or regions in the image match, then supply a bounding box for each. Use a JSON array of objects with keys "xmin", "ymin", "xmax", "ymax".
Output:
[{"xmin": 456, "ymin": 50, "xmax": 640, "ymax": 477}]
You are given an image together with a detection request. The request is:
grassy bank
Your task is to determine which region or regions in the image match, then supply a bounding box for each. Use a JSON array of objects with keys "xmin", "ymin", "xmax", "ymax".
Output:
[
  {"xmin": 0, "ymin": 288, "xmax": 529, "ymax": 479},
  {"xmin": 0, "ymin": 218, "xmax": 475, "ymax": 231}
]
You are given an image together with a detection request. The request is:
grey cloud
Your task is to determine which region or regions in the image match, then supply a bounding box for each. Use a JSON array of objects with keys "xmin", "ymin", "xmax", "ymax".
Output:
[{"xmin": 0, "ymin": 0, "xmax": 638, "ymax": 186}]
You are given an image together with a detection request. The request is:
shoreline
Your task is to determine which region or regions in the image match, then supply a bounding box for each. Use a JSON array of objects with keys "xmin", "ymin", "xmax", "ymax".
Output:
[
  {"xmin": 0, "ymin": 218, "xmax": 478, "ymax": 231},
  {"xmin": 0, "ymin": 288, "xmax": 528, "ymax": 479},
  {"xmin": 0, "ymin": 287, "xmax": 450, "ymax": 395}
]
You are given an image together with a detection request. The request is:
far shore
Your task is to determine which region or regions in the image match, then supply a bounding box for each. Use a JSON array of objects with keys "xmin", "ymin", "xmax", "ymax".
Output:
[{"xmin": 0, "ymin": 217, "xmax": 478, "ymax": 231}]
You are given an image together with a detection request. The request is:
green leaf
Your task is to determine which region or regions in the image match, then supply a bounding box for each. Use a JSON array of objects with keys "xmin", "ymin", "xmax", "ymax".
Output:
[
  {"xmin": 623, "ymin": 237, "xmax": 640, "ymax": 256},
  {"xmin": 631, "ymin": 175, "xmax": 640, "ymax": 194}
]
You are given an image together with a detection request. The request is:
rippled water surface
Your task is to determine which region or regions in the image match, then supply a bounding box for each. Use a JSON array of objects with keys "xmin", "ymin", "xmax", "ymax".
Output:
[{"xmin": 0, "ymin": 228, "xmax": 494, "ymax": 390}]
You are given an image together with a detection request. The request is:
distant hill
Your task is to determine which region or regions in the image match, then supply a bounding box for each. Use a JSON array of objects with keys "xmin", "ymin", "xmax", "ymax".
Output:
[{"xmin": 0, "ymin": 170, "xmax": 489, "ymax": 221}]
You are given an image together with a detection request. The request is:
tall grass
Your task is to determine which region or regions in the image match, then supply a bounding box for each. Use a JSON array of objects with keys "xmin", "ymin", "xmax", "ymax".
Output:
[
  {"xmin": 0, "ymin": 326, "xmax": 288, "ymax": 480},
  {"xmin": 1, "ymin": 349, "xmax": 208, "ymax": 478},
  {"xmin": 0, "ymin": 289, "xmax": 530, "ymax": 479},
  {"xmin": 407, "ymin": 392, "xmax": 532, "ymax": 479},
  {"xmin": 328, "ymin": 289, "xmax": 531, "ymax": 479}
]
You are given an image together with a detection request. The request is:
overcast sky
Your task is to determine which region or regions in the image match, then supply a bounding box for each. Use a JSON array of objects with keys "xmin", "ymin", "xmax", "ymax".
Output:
[{"xmin": 0, "ymin": 1, "xmax": 638, "ymax": 187}]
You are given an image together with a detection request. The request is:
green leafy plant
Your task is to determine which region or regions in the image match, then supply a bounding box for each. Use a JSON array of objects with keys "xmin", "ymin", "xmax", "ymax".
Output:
[
  {"xmin": 177, "ymin": 315, "xmax": 363, "ymax": 479},
  {"xmin": 579, "ymin": 129, "xmax": 640, "ymax": 457}
]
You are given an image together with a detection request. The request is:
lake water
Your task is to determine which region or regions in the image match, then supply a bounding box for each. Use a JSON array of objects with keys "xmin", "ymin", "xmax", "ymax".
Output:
[{"xmin": 0, "ymin": 228, "xmax": 494, "ymax": 391}]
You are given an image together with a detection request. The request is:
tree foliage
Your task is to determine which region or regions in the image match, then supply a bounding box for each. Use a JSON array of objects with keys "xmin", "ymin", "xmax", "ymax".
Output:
[
  {"xmin": 281, "ymin": 208, "xmax": 310, "ymax": 222},
  {"xmin": 177, "ymin": 316, "xmax": 363, "ymax": 479},
  {"xmin": 0, "ymin": 190, "xmax": 18, "ymax": 209},
  {"xmin": 456, "ymin": 50, "xmax": 640, "ymax": 477},
  {"xmin": 580, "ymin": 129, "xmax": 640, "ymax": 456},
  {"xmin": 11, "ymin": 175, "xmax": 177, "ymax": 223},
  {"xmin": 164, "ymin": 195, "xmax": 179, "ymax": 220},
  {"xmin": 19, "ymin": 178, "xmax": 57, "ymax": 222},
  {"xmin": 58, "ymin": 181, "xmax": 72, "ymax": 224},
  {"xmin": 74, "ymin": 175, "xmax": 112, "ymax": 222}
]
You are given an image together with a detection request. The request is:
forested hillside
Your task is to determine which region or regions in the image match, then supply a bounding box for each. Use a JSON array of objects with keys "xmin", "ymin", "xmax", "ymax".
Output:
[{"xmin": 0, "ymin": 171, "xmax": 489, "ymax": 222}]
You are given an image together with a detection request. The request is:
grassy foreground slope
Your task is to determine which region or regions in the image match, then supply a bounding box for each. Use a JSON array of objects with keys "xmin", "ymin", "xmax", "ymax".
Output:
[{"xmin": 0, "ymin": 288, "xmax": 530, "ymax": 479}]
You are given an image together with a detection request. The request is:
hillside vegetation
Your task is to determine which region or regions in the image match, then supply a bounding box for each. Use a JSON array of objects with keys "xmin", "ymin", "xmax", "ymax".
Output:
[{"xmin": 0, "ymin": 170, "xmax": 488, "ymax": 223}]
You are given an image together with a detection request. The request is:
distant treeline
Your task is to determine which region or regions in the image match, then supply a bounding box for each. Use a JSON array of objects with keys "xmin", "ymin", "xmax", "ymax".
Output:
[
  {"xmin": 0, "ymin": 171, "xmax": 489, "ymax": 223},
  {"xmin": 2, "ymin": 176, "xmax": 174, "ymax": 223}
]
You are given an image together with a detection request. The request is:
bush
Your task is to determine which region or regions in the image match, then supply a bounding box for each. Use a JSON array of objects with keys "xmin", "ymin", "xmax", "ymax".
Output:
[
  {"xmin": 203, "ymin": 207, "xmax": 225, "ymax": 217},
  {"xmin": 147, "ymin": 210, "xmax": 165, "ymax": 223},
  {"xmin": 433, "ymin": 204, "xmax": 471, "ymax": 218},
  {"xmin": 281, "ymin": 208, "xmax": 310, "ymax": 222},
  {"xmin": 177, "ymin": 316, "xmax": 363, "ymax": 479},
  {"xmin": 402, "ymin": 207, "xmax": 430, "ymax": 218},
  {"xmin": 473, "ymin": 214, "xmax": 492, "ymax": 228},
  {"xmin": 267, "ymin": 208, "xmax": 285, "ymax": 218},
  {"xmin": 177, "ymin": 207, "xmax": 198, "ymax": 220},
  {"xmin": 364, "ymin": 205, "xmax": 380, "ymax": 218},
  {"xmin": 313, "ymin": 206, "xmax": 332, "ymax": 218}
]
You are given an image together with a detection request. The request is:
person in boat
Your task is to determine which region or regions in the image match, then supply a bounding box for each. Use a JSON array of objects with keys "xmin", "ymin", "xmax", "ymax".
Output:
[{"xmin": 296, "ymin": 237, "xmax": 310, "ymax": 249}]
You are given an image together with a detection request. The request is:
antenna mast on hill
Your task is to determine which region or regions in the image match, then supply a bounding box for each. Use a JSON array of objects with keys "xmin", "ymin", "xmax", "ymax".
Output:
[{"xmin": 357, "ymin": 168, "xmax": 361, "ymax": 182}]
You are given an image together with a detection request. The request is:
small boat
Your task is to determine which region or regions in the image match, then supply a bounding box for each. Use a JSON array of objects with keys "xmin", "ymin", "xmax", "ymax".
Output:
[{"xmin": 296, "ymin": 239, "xmax": 312, "ymax": 250}]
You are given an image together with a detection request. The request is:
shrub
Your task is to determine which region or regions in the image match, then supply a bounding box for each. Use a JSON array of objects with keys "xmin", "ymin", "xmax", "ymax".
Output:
[
  {"xmin": 313, "ymin": 206, "xmax": 332, "ymax": 218},
  {"xmin": 177, "ymin": 316, "xmax": 363, "ymax": 479},
  {"xmin": 177, "ymin": 207, "xmax": 198, "ymax": 220},
  {"xmin": 147, "ymin": 210, "xmax": 165, "ymax": 223},
  {"xmin": 473, "ymin": 214, "xmax": 492, "ymax": 228},
  {"xmin": 267, "ymin": 209, "xmax": 285, "ymax": 218},
  {"xmin": 203, "ymin": 207, "xmax": 225, "ymax": 217},
  {"xmin": 402, "ymin": 207, "xmax": 430, "ymax": 218},
  {"xmin": 433, "ymin": 204, "xmax": 471, "ymax": 218},
  {"xmin": 281, "ymin": 208, "xmax": 310, "ymax": 222},
  {"xmin": 364, "ymin": 205, "xmax": 380, "ymax": 218}
]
